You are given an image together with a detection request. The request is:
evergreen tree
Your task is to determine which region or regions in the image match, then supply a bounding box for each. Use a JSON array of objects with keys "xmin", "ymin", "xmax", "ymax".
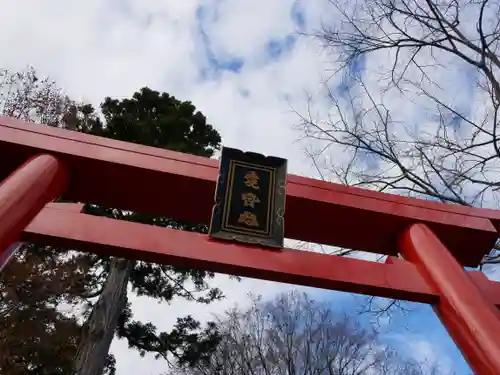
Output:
[
  {"xmin": 64, "ymin": 88, "xmax": 224, "ymax": 375},
  {"xmin": 0, "ymin": 67, "xmax": 226, "ymax": 374}
]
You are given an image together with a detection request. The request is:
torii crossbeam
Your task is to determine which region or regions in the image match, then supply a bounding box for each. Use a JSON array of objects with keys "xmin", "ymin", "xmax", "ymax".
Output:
[{"xmin": 1, "ymin": 115, "xmax": 500, "ymax": 374}]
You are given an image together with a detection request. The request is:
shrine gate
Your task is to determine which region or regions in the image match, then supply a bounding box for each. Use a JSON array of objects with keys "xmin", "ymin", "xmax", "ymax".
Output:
[{"xmin": 1, "ymin": 115, "xmax": 500, "ymax": 374}]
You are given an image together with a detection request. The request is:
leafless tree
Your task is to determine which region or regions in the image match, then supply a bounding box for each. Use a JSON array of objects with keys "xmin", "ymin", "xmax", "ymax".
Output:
[
  {"xmin": 0, "ymin": 66, "xmax": 74, "ymax": 125},
  {"xmin": 298, "ymin": 0, "xmax": 500, "ymax": 264},
  {"xmin": 295, "ymin": 0, "xmax": 500, "ymax": 319},
  {"xmin": 172, "ymin": 291, "xmax": 451, "ymax": 375}
]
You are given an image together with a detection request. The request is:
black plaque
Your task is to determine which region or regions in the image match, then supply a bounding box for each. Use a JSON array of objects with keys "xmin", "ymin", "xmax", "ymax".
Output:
[{"xmin": 209, "ymin": 147, "xmax": 287, "ymax": 248}]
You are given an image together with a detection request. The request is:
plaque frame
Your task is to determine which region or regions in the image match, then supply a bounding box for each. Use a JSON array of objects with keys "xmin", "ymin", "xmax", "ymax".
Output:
[{"xmin": 208, "ymin": 147, "xmax": 287, "ymax": 249}]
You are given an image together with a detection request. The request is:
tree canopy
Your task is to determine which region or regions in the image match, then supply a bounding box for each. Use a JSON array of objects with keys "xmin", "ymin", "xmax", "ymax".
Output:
[
  {"xmin": 295, "ymin": 0, "xmax": 500, "ymax": 318},
  {"xmin": 299, "ymin": 0, "xmax": 500, "ymax": 263},
  {"xmin": 0, "ymin": 67, "xmax": 225, "ymax": 375},
  {"xmin": 174, "ymin": 292, "xmax": 451, "ymax": 375}
]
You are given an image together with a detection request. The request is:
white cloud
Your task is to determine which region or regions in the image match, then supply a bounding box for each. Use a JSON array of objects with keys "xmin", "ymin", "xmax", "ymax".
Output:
[
  {"xmin": 0, "ymin": 0, "xmax": 343, "ymax": 373},
  {"xmin": 118, "ymin": 276, "xmax": 305, "ymax": 374},
  {"xmin": 1, "ymin": 1, "xmax": 479, "ymax": 374},
  {"xmin": 408, "ymin": 337, "xmax": 454, "ymax": 374},
  {"xmin": 386, "ymin": 332, "xmax": 455, "ymax": 375},
  {"xmin": 304, "ymin": 0, "xmax": 500, "ymax": 212},
  {"xmin": 197, "ymin": 0, "xmax": 296, "ymax": 59}
]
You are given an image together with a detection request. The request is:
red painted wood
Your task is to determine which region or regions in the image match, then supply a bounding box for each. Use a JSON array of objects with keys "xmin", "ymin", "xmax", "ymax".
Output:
[
  {"xmin": 0, "ymin": 116, "xmax": 497, "ymax": 266},
  {"xmin": 21, "ymin": 207, "xmax": 500, "ymax": 309},
  {"xmin": 45, "ymin": 202, "xmax": 85, "ymax": 213},
  {"xmin": 399, "ymin": 224, "xmax": 500, "ymax": 375},
  {"xmin": 4, "ymin": 116, "xmax": 500, "ymax": 224},
  {"xmin": 387, "ymin": 256, "xmax": 500, "ymax": 310},
  {"xmin": 2, "ymin": 116, "xmax": 500, "ymax": 223},
  {"xmin": 3, "ymin": 117, "xmax": 500, "ymax": 373},
  {"xmin": 468, "ymin": 271, "xmax": 500, "ymax": 320},
  {"xmin": 390, "ymin": 257, "xmax": 500, "ymax": 308},
  {"xmin": 22, "ymin": 207, "xmax": 439, "ymax": 304},
  {"xmin": 0, "ymin": 154, "xmax": 67, "ymax": 268}
]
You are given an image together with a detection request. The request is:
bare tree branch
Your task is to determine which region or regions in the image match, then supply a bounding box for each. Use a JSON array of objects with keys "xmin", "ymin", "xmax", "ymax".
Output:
[
  {"xmin": 296, "ymin": 0, "xmax": 500, "ymax": 318},
  {"xmin": 170, "ymin": 292, "xmax": 449, "ymax": 375}
]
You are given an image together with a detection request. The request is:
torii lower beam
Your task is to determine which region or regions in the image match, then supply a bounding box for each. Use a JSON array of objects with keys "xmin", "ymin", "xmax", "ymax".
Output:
[
  {"xmin": 21, "ymin": 205, "xmax": 500, "ymax": 375},
  {"xmin": 20, "ymin": 205, "xmax": 500, "ymax": 308}
]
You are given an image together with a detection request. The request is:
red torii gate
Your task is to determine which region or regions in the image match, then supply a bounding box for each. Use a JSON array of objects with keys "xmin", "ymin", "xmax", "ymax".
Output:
[{"xmin": 1, "ymin": 116, "xmax": 500, "ymax": 374}]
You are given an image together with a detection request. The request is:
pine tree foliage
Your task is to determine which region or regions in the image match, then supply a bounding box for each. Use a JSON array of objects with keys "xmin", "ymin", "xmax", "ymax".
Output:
[{"xmin": 0, "ymin": 67, "xmax": 226, "ymax": 374}]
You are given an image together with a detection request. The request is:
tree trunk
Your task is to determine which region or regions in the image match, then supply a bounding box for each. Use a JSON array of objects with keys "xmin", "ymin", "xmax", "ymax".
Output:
[{"xmin": 74, "ymin": 258, "xmax": 134, "ymax": 375}]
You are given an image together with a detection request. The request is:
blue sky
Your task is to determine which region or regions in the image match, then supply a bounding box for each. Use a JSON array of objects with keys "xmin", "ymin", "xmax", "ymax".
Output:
[
  {"xmin": 313, "ymin": 290, "xmax": 471, "ymax": 375},
  {"xmin": 385, "ymin": 303, "xmax": 470, "ymax": 374},
  {"xmin": 0, "ymin": 0, "xmax": 486, "ymax": 374}
]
